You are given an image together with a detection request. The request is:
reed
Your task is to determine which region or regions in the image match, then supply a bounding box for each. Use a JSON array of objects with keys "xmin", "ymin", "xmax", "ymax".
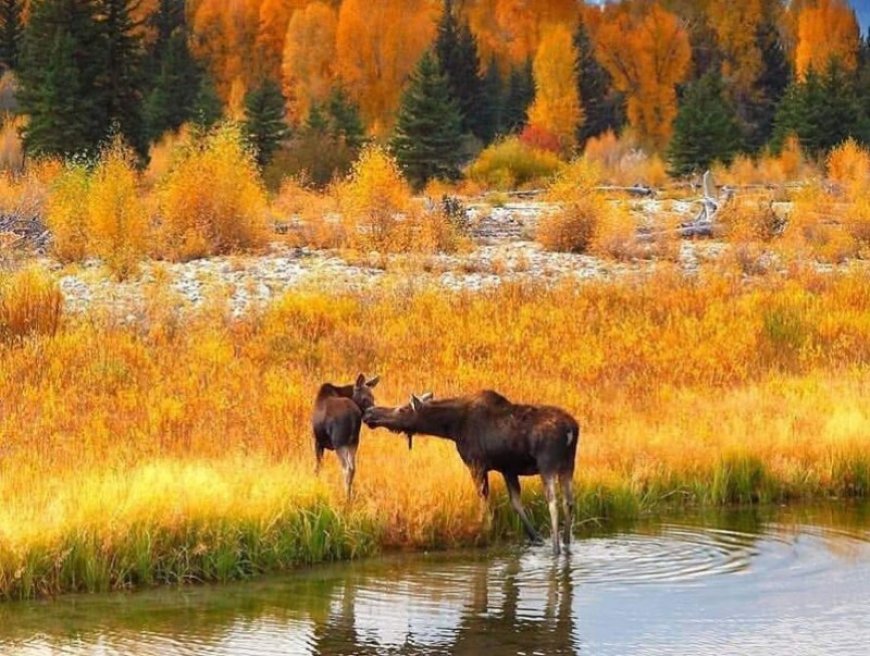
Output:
[{"xmin": 0, "ymin": 269, "xmax": 867, "ymax": 599}]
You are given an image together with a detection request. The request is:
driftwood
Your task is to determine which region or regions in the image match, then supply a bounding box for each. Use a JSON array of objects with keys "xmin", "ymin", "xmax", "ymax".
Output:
[
  {"xmin": 638, "ymin": 170, "xmax": 729, "ymax": 242},
  {"xmin": 0, "ymin": 214, "xmax": 50, "ymax": 251}
]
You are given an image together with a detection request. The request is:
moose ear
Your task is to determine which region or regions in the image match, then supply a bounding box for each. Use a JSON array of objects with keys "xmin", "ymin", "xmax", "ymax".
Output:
[
  {"xmin": 420, "ymin": 392, "xmax": 434, "ymax": 402},
  {"xmin": 355, "ymin": 373, "xmax": 366, "ymax": 388},
  {"xmin": 366, "ymin": 375, "xmax": 380, "ymax": 388},
  {"xmin": 410, "ymin": 394, "xmax": 424, "ymax": 412}
]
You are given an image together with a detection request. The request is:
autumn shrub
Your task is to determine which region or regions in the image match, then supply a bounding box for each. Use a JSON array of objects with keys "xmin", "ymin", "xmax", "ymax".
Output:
[
  {"xmin": 0, "ymin": 266, "xmax": 63, "ymax": 343},
  {"xmin": 158, "ymin": 123, "xmax": 269, "ymax": 261},
  {"xmin": 537, "ymin": 158, "xmax": 607, "ymax": 253},
  {"xmin": 827, "ymin": 138, "xmax": 870, "ymax": 198},
  {"xmin": 467, "ymin": 137, "xmax": 563, "ymax": 190},
  {"xmin": 0, "ymin": 114, "xmax": 24, "ymax": 172},
  {"xmin": 588, "ymin": 202, "xmax": 638, "ymax": 259},
  {"xmin": 86, "ymin": 141, "xmax": 149, "ymax": 278},
  {"xmin": 272, "ymin": 177, "xmax": 345, "ymax": 249},
  {"xmin": 44, "ymin": 163, "xmax": 91, "ymax": 262},
  {"xmin": 337, "ymin": 145, "xmax": 412, "ymax": 252},
  {"xmin": 519, "ymin": 124, "xmax": 561, "ymax": 154},
  {"xmin": 783, "ymin": 184, "xmax": 857, "ymax": 262},
  {"xmin": 584, "ymin": 129, "xmax": 669, "ymax": 187},
  {"xmin": 718, "ymin": 198, "xmax": 784, "ymax": 243}
]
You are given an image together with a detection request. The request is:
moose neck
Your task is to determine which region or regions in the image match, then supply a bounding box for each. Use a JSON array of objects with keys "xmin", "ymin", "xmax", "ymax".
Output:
[{"xmin": 408, "ymin": 401, "xmax": 465, "ymax": 441}]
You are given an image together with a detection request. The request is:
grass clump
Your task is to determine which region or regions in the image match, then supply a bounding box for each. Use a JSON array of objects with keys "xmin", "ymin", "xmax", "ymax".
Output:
[{"xmin": 0, "ymin": 266, "xmax": 62, "ymax": 343}]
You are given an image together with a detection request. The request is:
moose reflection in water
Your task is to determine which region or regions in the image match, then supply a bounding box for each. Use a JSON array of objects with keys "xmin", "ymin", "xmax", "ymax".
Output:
[{"xmin": 364, "ymin": 390, "xmax": 580, "ymax": 554}]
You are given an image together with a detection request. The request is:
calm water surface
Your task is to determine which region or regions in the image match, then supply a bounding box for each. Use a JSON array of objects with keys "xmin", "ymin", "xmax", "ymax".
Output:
[{"xmin": 2, "ymin": 504, "xmax": 869, "ymax": 655}]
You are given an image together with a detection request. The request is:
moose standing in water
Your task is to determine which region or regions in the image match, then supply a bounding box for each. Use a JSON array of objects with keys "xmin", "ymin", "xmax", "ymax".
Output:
[
  {"xmin": 363, "ymin": 390, "xmax": 579, "ymax": 555},
  {"xmin": 312, "ymin": 373, "xmax": 380, "ymax": 499}
]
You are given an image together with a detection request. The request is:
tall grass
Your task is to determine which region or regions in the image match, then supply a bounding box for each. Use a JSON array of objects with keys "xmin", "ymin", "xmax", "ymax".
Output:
[{"xmin": 0, "ymin": 270, "xmax": 868, "ymax": 598}]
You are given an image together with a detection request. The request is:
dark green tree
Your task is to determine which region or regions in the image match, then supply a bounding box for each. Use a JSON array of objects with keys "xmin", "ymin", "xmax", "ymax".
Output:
[
  {"xmin": 574, "ymin": 14, "xmax": 624, "ymax": 146},
  {"xmin": 772, "ymin": 60, "xmax": 864, "ymax": 156},
  {"xmin": 325, "ymin": 86, "xmax": 365, "ymax": 149},
  {"xmin": 477, "ymin": 54, "xmax": 504, "ymax": 143},
  {"xmin": 667, "ymin": 72, "xmax": 742, "ymax": 176},
  {"xmin": 502, "ymin": 57, "xmax": 534, "ymax": 134},
  {"xmin": 0, "ymin": 0, "xmax": 23, "ymax": 70},
  {"xmin": 99, "ymin": 0, "xmax": 146, "ymax": 156},
  {"xmin": 435, "ymin": 0, "xmax": 486, "ymax": 140},
  {"xmin": 191, "ymin": 73, "xmax": 223, "ymax": 130},
  {"xmin": 243, "ymin": 79, "xmax": 290, "ymax": 167},
  {"xmin": 741, "ymin": 9, "xmax": 792, "ymax": 152},
  {"xmin": 391, "ymin": 50, "xmax": 464, "ymax": 187},
  {"xmin": 18, "ymin": 0, "xmax": 107, "ymax": 156}
]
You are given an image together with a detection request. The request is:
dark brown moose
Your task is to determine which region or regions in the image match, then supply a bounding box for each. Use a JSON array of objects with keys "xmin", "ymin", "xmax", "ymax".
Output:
[
  {"xmin": 363, "ymin": 390, "xmax": 579, "ymax": 554},
  {"xmin": 312, "ymin": 373, "xmax": 380, "ymax": 499}
]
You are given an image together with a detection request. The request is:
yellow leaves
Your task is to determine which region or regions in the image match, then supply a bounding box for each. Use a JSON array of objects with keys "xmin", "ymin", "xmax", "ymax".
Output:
[
  {"xmin": 527, "ymin": 23, "xmax": 582, "ymax": 154},
  {"xmin": 335, "ymin": 0, "xmax": 437, "ymax": 133},
  {"xmin": 157, "ymin": 123, "xmax": 269, "ymax": 261},
  {"xmin": 795, "ymin": 0, "xmax": 860, "ymax": 79},
  {"xmin": 281, "ymin": 1, "xmax": 338, "ymax": 123},
  {"xmin": 706, "ymin": 0, "xmax": 764, "ymax": 94},
  {"xmin": 592, "ymin": 2, "xmax": 691, "ymax": 151}
]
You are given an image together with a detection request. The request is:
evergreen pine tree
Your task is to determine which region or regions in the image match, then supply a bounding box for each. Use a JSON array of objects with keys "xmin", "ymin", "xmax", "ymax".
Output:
[
  {"xmin": 435, "ymin": 0, "xmax": 486, "ymax": 140},
  {"xmin": 18, "ymin": 0, "xmax": 107, "ymax": 157},
  {"xmin": 391, "ymin": 51, "xmax": 464, "ymax": 187},
  {"xmin": 192, "ymin": 74, "xmax": 223, "ymax": 130},
  {"xmin": 771, "ymin": 73, "xmax": 811, "ymax": 153},
  {"xmin": 503, "ymin": 58, "xmax": 534, "ymax": 134},
  {"xmin": 243, "ymin": 79, "xmax": 290, "ymax": 167},
  {"xmin": 574, "ymin": 15, "xmax": 624, "ymax": 146},
  {"xmin": 0, "ymin": 0, "xmax": 23, "ymax": 71},
  {"xmin": 667, "ymin": 72, "xmax": 742, "ymax": 176},
  {"xmin": 326, "ymin": 87, "xmax": 365, "ymax": 149},
  {"xmin": 99, "ymin": 0, "xmax": 146, "ymax": 156},
  {"xmin": 142, "ymin": 0, "xmax": 202, "ymax": 141},
  {"xmin": 478, "ymin": 55, "xmax": 504, "ymax": 143},
  {"xmin": 743, "ymin": 12, "xmax": 791, "ymax": 152}
]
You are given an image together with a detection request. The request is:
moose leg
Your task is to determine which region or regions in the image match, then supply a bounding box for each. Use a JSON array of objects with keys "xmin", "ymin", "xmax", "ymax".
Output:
[
  {"xmin": 337, "ymin": 445, "xmax": 357, "ymax": 501},
  {"xmin": 559, "ymin": 472, "xmax": 575, "ymax": 548},
  {"xmin": 541, "ymin": 473, "xmax": 561, "ymax": 556},
  {"xmin": 314, "ymin": 444, "xmax": 324, "ymax": 475},
  {"xmin": 503, "ymin": 473, "xmax": 544, "ymax": 545},
  {"xmin": 472, "ymin": 468, "xmax": 492, "ymax": 534}
]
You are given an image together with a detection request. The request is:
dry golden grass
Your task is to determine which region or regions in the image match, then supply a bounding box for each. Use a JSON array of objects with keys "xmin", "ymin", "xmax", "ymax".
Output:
[
  {"xmin": 0, "ymin": 266, "xmax": 63, "ymax": 343},
  {"xmin": 0, "ymin": 270, "xmax": 868, "ymax": 597}
]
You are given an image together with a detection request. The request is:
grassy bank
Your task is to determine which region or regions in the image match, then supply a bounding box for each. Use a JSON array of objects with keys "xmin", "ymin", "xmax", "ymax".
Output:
[{"xmin": 0, "ymin": 268, "xmax": 868, "ymax": 599}]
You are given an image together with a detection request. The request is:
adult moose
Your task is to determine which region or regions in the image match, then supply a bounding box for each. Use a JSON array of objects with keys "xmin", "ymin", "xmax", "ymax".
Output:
[
  {"xmin": 312, "ymin": 373, "xmax": 380, "ymax": 499},
  {"xmin": 363, "ymin": 390, "xmax": 579, "ymax": 554}
]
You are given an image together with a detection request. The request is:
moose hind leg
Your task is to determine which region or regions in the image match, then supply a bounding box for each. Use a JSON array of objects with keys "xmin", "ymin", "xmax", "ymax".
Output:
[
  {"xmin": 503, "ymin": 473, "xmax": 543, "ymax": 545},
  {"xmin": 338, "ymin": 445, "xmax": 357, "ymax": 501},
  {"xmin": 559, "ymin": 472, "xmax": 575, "ymax": 548},
  {"xmin": 542, "ymin": 473, "xmax": 560, "ymax": 556}
]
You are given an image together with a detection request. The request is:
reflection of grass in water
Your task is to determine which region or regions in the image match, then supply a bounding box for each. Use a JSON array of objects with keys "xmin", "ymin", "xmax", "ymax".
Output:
[{"xmin": 0, "ymin": 270, "xmax": 869, "ymax": 599}]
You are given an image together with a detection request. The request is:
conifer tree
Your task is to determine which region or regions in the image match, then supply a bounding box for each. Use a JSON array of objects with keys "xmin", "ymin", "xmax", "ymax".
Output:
[
  {"xmin": 192, "ymin": 74, "xmax": 223, "ymax": 130},
  {"xmin": 743, "ymin": 13, "xmax": 792, "ymax": 152},
  {"xmin": 0, "ymin": 0, "xmax": 23, "ymax": 71},
  {"xmin": 143, "ymin": 0, "xmax": 202, "ymax": 141},
  {"xmin": 667, "ymin": 72, "xmax": 741, "ymax": 176},
  {"xmin": 503, "ymin": 58, "xmax": 534, "ymax": 134},
  {"xmin": 434, "ymin": 0, "xmax": 486, "ymax": 140},
  {"xmin": 325, "ymin": 86, "xmax": 365, "ymax": 149},
  {"xmin": 243, "ymin": 79, "xmax": 290, "ymax": 167},
  {"xmin": 478, "ymin": 55, "xmax": 504, "ymax": 143},
  {"xmin": 391, "ymin": 51, "xmax": 464, "ymax": 187},
  {"xmin": 574, "ymin": 15, "xmax": 623, "ymax": 146},
  {"xmin": 100, "ymin": 0, "xmax": 146, "ymax": 156},
  {"xmin": 18, "ymin": 0, "xmax": 106, "ymax": 156}
]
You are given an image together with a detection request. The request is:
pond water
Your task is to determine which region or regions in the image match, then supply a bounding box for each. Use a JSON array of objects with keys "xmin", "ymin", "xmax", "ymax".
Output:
[{"xmin": 2, "ymin": 504, "xmax": 869, "ymax": 655}]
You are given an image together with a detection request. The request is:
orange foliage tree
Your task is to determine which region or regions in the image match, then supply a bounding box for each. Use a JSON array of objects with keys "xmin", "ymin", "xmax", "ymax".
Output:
[
  {"xmin": 335, "ymin": 0, "xmax": 438, "ymax": 133},
  {"xmin": 281, "ymin": 1, "xmax": 338, "ymax": 123},
  {"xmin": 255, "ymin": 0, "xmax": 307, "ymax": 82},
  {"xmin": 527, "ymin": 23, "xmax": 582, "ymax": 154},
  {"xmin": 592, "ymin": 2, "xmax": 691, "ymax": 151},
  {"xmin": 794, "ymin": 0, "xmax": 860, "ymax": 79},
  {"xmin": 706, "ymin": 0, "xmax": 764, "ymax": 96}
]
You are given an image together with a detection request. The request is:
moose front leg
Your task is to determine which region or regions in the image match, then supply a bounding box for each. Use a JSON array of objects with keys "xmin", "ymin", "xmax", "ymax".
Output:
[{"xmin": 542, "ymin": 473, "xmax": 561, "ymax": 556}]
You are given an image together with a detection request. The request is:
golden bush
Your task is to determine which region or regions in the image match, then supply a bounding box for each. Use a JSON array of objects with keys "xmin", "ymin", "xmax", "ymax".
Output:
[
  {"xmin": 0, "ymin": 114, "xmax": 24, "ymax": 172},
  {"xmin": 0, "ymin": 266, "xmax": 63, "ymax": 343},
  {"xmin": 718, "ymin": 199, "xmax": 783, "ymax": 243},
  {"xmin": 784, "ymin": 185, "xmax": 857, "ymax": 263},
  {"xmin": 537, "ymin": 158, "xmax": 606, "ymax": 253},
  {"xmin": 584, "ymin": 129, "xmax": 668, "ymax": 187},
  {"xmin": 467, "ymin": 137, "xmax": 563, "ymax": 190},
  {"xmin": 827, "ymin": 138, "xmax": 870, "ymax": 198},
  {"xmin": 87, "ymin": 141, "xmax": 149, "ymax": 278},
  {"xmin": 589, "ymin": 203, "xmax": 639, "ymax": 260},
  {"xmin": 45, "ymin": 163, "xmax": 91, "ymax": 263},
  {"xmin": 337, "ymin": 145, "xmax": 412, "ymax": 252},
  {"xmin": 158, "ymin": 123, "xmax": 269, "ymax": 261}
]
